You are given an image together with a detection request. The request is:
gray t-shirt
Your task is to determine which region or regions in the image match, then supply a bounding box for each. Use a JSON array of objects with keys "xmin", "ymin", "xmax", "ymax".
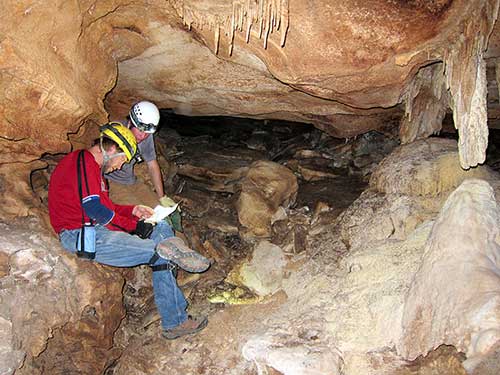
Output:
[{"xmin": 106, "ymin": 131, "xmax": 156, "ymax": 185}]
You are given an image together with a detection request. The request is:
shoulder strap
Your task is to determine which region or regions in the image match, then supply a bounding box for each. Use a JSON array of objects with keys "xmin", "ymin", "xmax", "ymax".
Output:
[{"xmin": 77, "ymin": 150, "xmax": 92, "ymax": 225}]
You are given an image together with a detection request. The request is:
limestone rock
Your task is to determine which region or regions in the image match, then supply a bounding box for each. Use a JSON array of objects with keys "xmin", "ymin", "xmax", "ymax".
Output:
[
  {"xmin": 242, "ymin": 334, "xmax": 343, "ymax": 375},
  {"xmin": 336, "ymin": 190, "xmax": 439, "ymax": 252},
  {"xmin": 370, "ymin": 139, "xmax": 494, "ymax": 197},
  {"xmin": 0, "ymin": 217, "xmax": 124, "ymax": 375},
  {"xmin": 443, "ymin": 0, "xmax": 498, "ymax": 168},
  {"xmin": 0, "ymin": 317, "xmax": 24, "ymax": 375},
  {"xmin": 2, "ymin": 0, "xmax": 500, "ymax": 217},
  {"xmin": 0, "ymin": 161, "xmax": 47, "ymax": 217},
  {"xmin": 271, "ymin": 209, "xmax": 311, "ymax": 254},
  {"xmin": 398, "ymin": 179, "xmax": 500, "ymax": 371},
  {"xmin": 107, "ymin": 0, "xmax": 499, "ymax": 141},
  {"xmin": 226, "ymin": 240, "xmax": 286, "ymax": 297},
  {"xmin": 236, "ymin": 161, "xmax": 298, "ymax": 237},
  {"xmin": 400, "ymin": 64, "xmax": 449, "ymax": 144},
  {"xmin": 174, "ymin": 140, "xmax": 262, "ymax": 192}
]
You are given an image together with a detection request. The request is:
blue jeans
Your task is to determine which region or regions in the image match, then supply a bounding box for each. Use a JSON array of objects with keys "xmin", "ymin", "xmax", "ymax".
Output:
[{"xmin": 59, "ymin": 221, "xmax": 187, "ymax": 329}]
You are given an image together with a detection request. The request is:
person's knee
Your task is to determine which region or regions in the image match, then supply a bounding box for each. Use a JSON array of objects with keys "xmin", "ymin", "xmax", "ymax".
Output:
[{"xmin": 155, "ymin": 221, "xmax": 175, "ymax": 238}]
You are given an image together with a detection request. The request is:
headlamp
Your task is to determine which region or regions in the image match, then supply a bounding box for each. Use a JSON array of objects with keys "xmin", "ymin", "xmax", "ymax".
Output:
[
  {"xmin": 136, "ymin": 122, "xmax": 157, "ymax": 133},
  {"xmin": 130, "ymin": 109, "xmax": 157, "ymax": 134},
  {"xmin": 134, "ymin": 153, "xmax": 144, "ymax": 163}
]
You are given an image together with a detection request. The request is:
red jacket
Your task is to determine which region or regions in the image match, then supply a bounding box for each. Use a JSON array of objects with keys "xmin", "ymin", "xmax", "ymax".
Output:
[{"xmin": 48, "ymin": 150, "xmax": 138, "ymax": 234}]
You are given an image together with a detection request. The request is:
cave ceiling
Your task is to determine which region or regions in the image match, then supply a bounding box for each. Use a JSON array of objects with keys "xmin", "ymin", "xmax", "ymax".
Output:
[{"xmin": 106, "ymin": 0, "xmax": 498, "ymax": 137}]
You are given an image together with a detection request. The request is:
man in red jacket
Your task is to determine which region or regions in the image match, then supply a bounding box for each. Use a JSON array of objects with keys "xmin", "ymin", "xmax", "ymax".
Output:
[{"xmin": 48, "ymin": 123, "xmax": 210, "ymax": 339}]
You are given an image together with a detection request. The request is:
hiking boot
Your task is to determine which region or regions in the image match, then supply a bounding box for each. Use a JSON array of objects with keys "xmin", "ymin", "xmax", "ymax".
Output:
[
  {"xmin": 162, "ymin": 315, "xmax": 208, "ymax": 340},
  {"xmin": 156, "ymin": 237, "xmax": 210, "ymax": 273}
]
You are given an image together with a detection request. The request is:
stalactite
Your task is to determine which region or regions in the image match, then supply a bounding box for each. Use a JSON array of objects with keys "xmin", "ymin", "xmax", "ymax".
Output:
[
  {"xmin": 443, "ymin": 0, "xmax": 499, "ymax": 169},
  {"xmin": 238, "ymin": 4, "xmax": 244, "ymax": 31},
  {"xmin": 245, "ymin": 15, "xmax": 252, "ymax": 43},
  {"xmin": 276, "ymin": 0, "xmax": 281, "ymax": 30},
  {"xmin": 172, "ymin": 0, "xmax": 290, "ymax": 55},
  {"xmin": 271, "ymin": 0, "xmax": 279, "ymax": 28},
  {"xmin": 214, "ymin": 25, "xmax": 220, "ymax": 55},
  {"xmin": 496, "ymin": 59, "xmax": 500, "ymax": 104},
  {"xmin": 263, "ymin": 1, "xmax": 271, "ymax": 48},
  {"xmin": 280, "ymin": 0, "xmax": 289, "ymax": 46},
  {"xmin": 258, "ymin": 0, "xmax": 264, "ymax": 38},
  {"xmin": 400, "ymin": 64, "xmax": 448, "ymax": 144}
]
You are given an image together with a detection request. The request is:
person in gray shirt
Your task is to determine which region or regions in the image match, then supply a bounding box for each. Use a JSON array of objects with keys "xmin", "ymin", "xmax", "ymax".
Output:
[{"xmin": 107, "ymin": 101, "xmax": 166, "ymax": 207}]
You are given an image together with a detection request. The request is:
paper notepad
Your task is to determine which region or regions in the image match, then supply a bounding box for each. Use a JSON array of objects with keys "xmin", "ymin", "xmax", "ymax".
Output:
[{"xmin": 145, "ymin": 204, "xmax": 179, "ymax": 224}]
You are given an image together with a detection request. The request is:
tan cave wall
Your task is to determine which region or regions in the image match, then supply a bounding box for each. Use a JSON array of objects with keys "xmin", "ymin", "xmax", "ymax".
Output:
[{"xmin": 0, "ymin": 0, "xmax": 173, "ymax": 219}]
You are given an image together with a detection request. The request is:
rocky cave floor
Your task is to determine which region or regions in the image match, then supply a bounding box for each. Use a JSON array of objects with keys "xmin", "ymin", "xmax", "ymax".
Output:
[{"xmin": 21, "ymin": 117, "xmax": 500, "ymax": 374}]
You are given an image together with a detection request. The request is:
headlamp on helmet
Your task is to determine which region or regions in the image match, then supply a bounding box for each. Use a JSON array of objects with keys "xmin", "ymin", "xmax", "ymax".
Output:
[{"xmin": 129, "ymin": 101, "xmax": 160, "ymax": 134}]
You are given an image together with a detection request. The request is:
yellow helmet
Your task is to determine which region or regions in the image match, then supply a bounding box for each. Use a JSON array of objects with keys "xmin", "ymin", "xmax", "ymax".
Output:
[{"xmin": 99, "ymin": 122, "xmax": 137, "ymax": 162}]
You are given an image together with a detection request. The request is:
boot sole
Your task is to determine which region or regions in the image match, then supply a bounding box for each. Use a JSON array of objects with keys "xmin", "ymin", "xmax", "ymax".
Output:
[{"xmin": 157, "ymin": 237, "xmax": 210, "ymax": 273}]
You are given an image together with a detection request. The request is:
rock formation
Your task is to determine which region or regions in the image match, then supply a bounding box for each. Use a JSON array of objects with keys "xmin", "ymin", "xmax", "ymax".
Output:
[
  {"xmin": 398, "ymin": 179, "xmax": 500, "ymax": 373},
  {"xmin": 236, "ymin": 160, "xmax": 298, "ymax": 237}
]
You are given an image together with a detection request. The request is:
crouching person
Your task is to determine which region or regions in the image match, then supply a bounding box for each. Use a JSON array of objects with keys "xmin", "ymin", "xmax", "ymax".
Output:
[{"xmin": 48, "ymin": 123, "xmax": 210, "ymax": 339}]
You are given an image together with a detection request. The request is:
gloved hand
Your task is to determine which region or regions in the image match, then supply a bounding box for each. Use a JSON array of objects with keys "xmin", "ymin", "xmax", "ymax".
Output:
[
  {"xmin": 166, "ymin": 210, "xmax": 183, "ymax": 233},
  {"xmin": 159, "ymin": 195, "xmax": 177, "ymax": 208},
  {"xmin": 135, "ymin": 219, "xmax": 154, "ymax": 239},
  {"xmin": 160, "ymin": 195, "xmax": 183, "ymax": 232}
]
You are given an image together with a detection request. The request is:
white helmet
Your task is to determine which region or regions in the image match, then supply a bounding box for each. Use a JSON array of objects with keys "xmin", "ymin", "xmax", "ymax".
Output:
[{"xmin": 129, "ymin": 101, "xmax": 160, "ymax": 133}]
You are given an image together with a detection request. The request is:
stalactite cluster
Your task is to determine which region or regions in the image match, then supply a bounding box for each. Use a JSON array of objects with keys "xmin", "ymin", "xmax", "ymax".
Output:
[
  {"xmin": 171, "ymin": 0, "xmax": 289, "ymax": 55},
  {"xmin": 400, "ymin": 0, "xmax": 499, "ymax": 169},
  {"xmin": 400, "ymin": 64, "xmax": 448, "ymax": 144}
]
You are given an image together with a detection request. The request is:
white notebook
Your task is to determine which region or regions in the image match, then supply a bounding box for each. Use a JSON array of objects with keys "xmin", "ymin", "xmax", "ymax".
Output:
[{"xmin": 145, "ymin": 204, "xmax": 179, "ymax": 224}]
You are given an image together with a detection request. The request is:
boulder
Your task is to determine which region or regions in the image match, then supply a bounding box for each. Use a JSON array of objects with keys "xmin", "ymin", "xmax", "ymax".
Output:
[
  {"xmin": 226, "ymin": 240, "xmax": 287, "ymax": 297},
  {"xmin": 236, "ymin": 161, "xmax": 298, "ymax": 237}
]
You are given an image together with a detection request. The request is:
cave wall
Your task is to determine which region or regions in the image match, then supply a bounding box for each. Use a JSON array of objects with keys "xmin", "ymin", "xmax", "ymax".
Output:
[{"xmin": 0, "ymin": 0, "xmax": 168, "ymax": 217}]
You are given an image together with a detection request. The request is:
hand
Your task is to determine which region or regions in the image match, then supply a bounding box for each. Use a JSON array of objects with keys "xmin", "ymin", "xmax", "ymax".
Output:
[
  {"xmin": 159, "ymin": 195, "xmax": 177, "ymax": 208},
  {"xmin": 133, "ymin": 205, "xmax": 154, "ymax": 220},
  {"xmin": 135, "ymin": 220, "xmax": 154, "ymax": 239}
]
